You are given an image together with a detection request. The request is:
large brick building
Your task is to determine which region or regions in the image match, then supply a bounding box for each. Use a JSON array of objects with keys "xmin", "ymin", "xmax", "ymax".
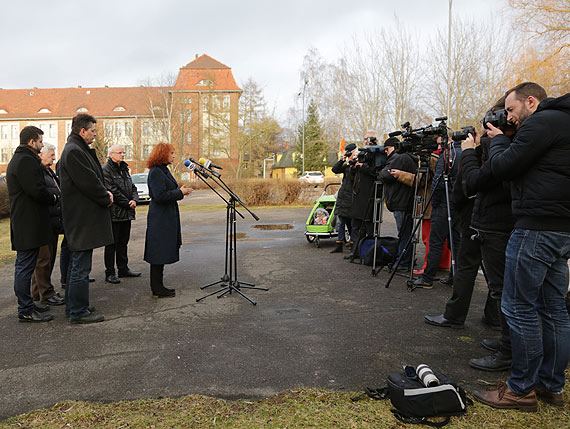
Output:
[{"xmin": 0, "ymin": 54, "xmax": 242, "ymax": 175}]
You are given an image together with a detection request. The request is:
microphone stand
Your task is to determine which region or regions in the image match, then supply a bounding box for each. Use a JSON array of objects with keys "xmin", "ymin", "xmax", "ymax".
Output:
[{"xmin": 194, "ymin": 163, "xmax": 267, "ymax": 305}]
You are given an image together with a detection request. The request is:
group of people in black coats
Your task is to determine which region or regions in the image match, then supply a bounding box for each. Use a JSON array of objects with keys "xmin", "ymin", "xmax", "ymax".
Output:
[{"xmin": 7, "ymin": 114, "xmax": 193, "ymax": 324}]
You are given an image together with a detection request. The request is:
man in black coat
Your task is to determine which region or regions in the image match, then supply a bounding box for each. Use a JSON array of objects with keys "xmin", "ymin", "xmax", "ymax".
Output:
[
  {"xmin": 102, "ymin": 144, "xmax": 140, "ymax": 284},
  {"xmin": 6, "ymin": 126, "xmax": 58, "ymax": 322},
  {"xmin": 330, "ymin": 143, "xmax": 356, "ymax": 253},
  {"xmin": 345, "ymin": 132, "xmax": 379, "ymax": 261},
  {"xmin": 378, "ymin": 137, "xmax": 417, "ymax": 270},
  {"xmin": 31, "ymin": 143, "xmax": 65, "ymax": 306},
  {"xmin": 474, "ymin": 82, "xmax": 570, "ymax": 411},
  {"xmin": 59, "ymin": 114, "xmax": 113, "ymax": 324}
]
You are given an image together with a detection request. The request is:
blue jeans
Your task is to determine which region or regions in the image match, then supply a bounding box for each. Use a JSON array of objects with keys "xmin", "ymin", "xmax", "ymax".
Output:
[
  {"xmin": 65, "ymin": 249, "xmax": 93, "ymax": 320},
  {"xmin": 14, "ymin": 249, "xmax": 39, "ymax": 315},
  {"xmin": 502, "ymin": 229, "xmax": 570, "ymax": 395},
  {"xmin": 337, "ymin": 216, "xmax": 351, "ymax": 242},
  {"xmin": 393, "ymin": 211, "xmax": 413, "ymax": 268}
]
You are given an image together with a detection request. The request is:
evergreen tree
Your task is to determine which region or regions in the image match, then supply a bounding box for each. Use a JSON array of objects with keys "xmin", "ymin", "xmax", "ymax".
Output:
[{"xmin": 295, "ymin": 101, "xmax": 327, "ymax": 174}]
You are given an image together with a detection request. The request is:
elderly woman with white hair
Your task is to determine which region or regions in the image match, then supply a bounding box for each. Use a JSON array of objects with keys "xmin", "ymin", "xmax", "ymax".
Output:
[{"xmin": 31, "ymin": 142, "xmax": 65, "ymax": 307}]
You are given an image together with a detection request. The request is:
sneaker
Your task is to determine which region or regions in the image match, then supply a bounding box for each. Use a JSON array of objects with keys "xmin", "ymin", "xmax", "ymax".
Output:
[{"xmin": 19, "ymin": 310, "xmax": 54, "ymax": 323}]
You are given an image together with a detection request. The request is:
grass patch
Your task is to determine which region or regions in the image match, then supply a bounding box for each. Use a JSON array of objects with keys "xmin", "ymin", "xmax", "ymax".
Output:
[
  {"xmin": 2, "ymin": 387, "xmax": 568, "ymax": 428},
  {"xmin": 0, "ymin": 217, "xmax": 15, "ymax": 266}
]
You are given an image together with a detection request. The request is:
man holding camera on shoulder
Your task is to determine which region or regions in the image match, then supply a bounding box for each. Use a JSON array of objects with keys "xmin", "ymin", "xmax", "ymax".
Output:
[
  {"xmin": 378, "ymin": 137, "xmax": 418, "ymax": 270},
  {"xmin": 473, "ymin": 82, "xmax": 570, "ymax": 411},
  {"xmin": 344, "ymin": 132, "xmax": 379, "ymax": 262}
]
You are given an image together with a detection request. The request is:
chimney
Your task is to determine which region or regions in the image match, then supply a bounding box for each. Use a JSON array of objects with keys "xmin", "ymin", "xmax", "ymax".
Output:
[
  {"xmin": 195, "ymin": 53, "xmax": 199, "ymax": 59},
  {"xmin": 78, "ymin": 85, "xmax": 82, "ymax": 88}
]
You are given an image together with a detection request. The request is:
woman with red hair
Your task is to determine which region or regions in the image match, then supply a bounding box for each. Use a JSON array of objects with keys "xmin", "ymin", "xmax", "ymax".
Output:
[{"xmin": 143, "ymin": 143, "xmax": 193, "ymax": 298}]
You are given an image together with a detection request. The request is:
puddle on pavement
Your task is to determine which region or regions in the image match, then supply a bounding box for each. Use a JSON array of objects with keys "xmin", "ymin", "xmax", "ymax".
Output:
[{"xmin": 252, "ymin": 224, "xmax": 294, "ymax": 231}]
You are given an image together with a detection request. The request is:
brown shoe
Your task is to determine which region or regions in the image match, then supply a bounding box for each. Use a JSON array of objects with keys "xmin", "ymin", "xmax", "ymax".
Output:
[
  {"xmin": 472, "ymin": 382, "xmax": 537, "ymax": 412},
  {"xmin": 535, "ymin": 387, "xmax": 564, "ymax": 407}
]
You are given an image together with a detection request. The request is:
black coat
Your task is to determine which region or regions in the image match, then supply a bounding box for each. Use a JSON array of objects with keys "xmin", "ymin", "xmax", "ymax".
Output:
[
  {"xmin": 430, "ymin": 141, "xmax": 462, "ymax": 208},
  {"xmin": 350, "ymin": 164, "xmax": 378, "ymax": 220},
  {"xmin": 331, "ymin": 159, "xmax": 354, "ymax": 218},
  {"xmin": 461, "ymin": 147, "xmax": 513, "ymax": 233},
  {"xmin": 144, "ymin": 165, "xmax": 184, "ymax": 265},
  {"xmin": 490, "ymin": 94, "xmax": 570, "ymax": 232},
  {"xmin": 42, "ymin": 167, "xmax": 63, "ymax": 234},
  {"xmin": 6, "ymin": 145, "xmax": 57, "ymax": 250},
  {"xmin": 59, "ymin": 133, "xmax": 113, "ymax": 251},
  {"xmin": 102, "ymin": 158, "xmax": 139, "ymax": 222},
  {"xmin": 378, "ymin": 152, "xmax": 417, "ymax": 213}
]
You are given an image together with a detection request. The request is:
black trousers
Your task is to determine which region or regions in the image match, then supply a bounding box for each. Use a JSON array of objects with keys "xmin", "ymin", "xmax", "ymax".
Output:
[
  {"xmin": 104, "ymin": 221, "xmax": 131, "ymax": 276},
  {"xmin": 423, "ymin": 204, "xmax": 460, "ymax": 281},
  {"xmin": 443, "ymin": 223, "xmax": 499, "ymax": 325},
  {"xmin": 150, "ymin": 264, "xmax": 165, "ymax": 294},
  {"xmin": 349, "ymin": 218, "xmax": 373, "ymax": 258}
]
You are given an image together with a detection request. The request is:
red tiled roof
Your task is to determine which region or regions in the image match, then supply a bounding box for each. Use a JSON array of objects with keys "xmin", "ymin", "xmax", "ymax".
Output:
[
  {"xmin": 0, "ymin": 55, "xmax": 241, "ymax": 119},
  {"xmin": 174, "ymin": 54, "xmax": 241, "ymax": 92},
  {"xmin": 0, "ymin": 86, "xmax": 164, "ymax": 119}
]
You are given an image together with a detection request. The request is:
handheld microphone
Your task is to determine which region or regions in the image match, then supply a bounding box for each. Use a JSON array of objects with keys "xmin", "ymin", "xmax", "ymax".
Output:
[
  {"xmin": 198, "ymin": 158, "xmax": 223, "ymax": 170},
  {"xmin": 188, "ymin": 157, "xmax": 219, "ymax": 178}
]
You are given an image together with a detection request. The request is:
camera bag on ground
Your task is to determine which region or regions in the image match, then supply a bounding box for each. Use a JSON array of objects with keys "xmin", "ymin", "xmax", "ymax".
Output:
[
  {"xmin": 352, "ymin": 366, "xmax": 472, "ymax": 427},
  {"xmin": 358, "ymin": 236, "xmax": 398, "ymax": 267}
]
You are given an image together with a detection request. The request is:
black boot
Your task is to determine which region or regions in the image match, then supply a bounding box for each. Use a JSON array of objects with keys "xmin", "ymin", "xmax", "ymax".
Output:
[{"xmin": 330, "ymin": 241, "xmax": 343, "ymax": 253}]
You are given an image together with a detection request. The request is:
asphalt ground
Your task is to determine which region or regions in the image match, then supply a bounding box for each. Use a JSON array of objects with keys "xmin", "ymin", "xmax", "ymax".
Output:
[{"xmin": 0, "ymin": 191, "xmax": 504, "ymax": 420}]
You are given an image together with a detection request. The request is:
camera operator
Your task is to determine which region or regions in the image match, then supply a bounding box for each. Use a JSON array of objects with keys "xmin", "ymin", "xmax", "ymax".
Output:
[
  {"xmin": 425, "ymin": 102, "xmax": 514, "ymax": 354},
  {"xmin": 345, "ymin": 132, "xmax": 378, "ymax": 262},
  {"xmin": 474, "ymin": 83, "xmax": 570, "ymax": 411},
  {"xmin": 378, "ymin": 137, "xmax": 417, "ymax": 270},
  {"xmin": 330, "ymin": 143, "xmax": 357, "ymax": 253},
  {"xmin": 412, "ymin": 136, "xmax": 462, "ymax": 288}
]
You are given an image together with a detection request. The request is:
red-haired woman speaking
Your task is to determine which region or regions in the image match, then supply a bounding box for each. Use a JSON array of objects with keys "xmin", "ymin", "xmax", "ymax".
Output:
[{"xmin": 143, "ymin": 143, "xmax": 193, "ymax": 298}]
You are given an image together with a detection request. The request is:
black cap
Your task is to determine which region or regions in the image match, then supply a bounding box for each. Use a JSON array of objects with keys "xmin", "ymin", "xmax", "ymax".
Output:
[
  {"xmin": 345, "ymin": 143, "xmax": 357, "ymax": 152},
  {"xmin": 383, "ymin": 137, "xmax": 399, "ymax": 147}
]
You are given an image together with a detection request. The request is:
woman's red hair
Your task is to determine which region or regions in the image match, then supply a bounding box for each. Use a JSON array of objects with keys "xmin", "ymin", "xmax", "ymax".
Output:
[{"xmin": 146, "ymin": 143, "xmax": 175, "ymax": 168}]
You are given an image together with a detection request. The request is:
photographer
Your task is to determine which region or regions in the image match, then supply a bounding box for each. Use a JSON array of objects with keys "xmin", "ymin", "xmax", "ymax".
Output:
[
  {"xmin": 378, "ymin": 137, "xmax": 417, "ymax": 270},
  {"xmin": 345, "ymin": 132, "xmax": 379, "ymax": 262},
  {"xmin": 330, "ymin": 143, "xmax": 357, "ymax": 253},
  {"xmin": 474, "ymin": 83, "xmax": 570, "ymax": 411}
]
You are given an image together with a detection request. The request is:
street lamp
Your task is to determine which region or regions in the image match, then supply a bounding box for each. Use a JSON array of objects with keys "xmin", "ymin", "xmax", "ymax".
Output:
[
  {"xmin": 298, "ymin": 79, "xmax": 308, "ymax": 174},
  {"xmin": 447, "ymin": 0, "xmax": 453, "ymax": 124}
]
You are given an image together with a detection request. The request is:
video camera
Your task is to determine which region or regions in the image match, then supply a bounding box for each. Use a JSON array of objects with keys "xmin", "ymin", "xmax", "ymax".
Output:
[
  {"xmin": 389, "ymin": 117, "xmax": 448, "ymax": 154},
  {"xmin": 357, "ymin": 145, "xmax": 388, "ymax": 169}
]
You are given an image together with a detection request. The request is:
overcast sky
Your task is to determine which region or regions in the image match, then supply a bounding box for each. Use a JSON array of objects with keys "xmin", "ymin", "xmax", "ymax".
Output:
[{"xmin": 1, "ymin": 0, "xmax": 505, "ymax": 120}]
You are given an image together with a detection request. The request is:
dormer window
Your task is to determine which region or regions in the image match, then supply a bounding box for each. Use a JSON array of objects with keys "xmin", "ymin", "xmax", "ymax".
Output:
[
  {"xmin": 0, "ymin": 109, "xmax": 7, "ymax": 114},
  {"xmin": 38, "ymin": 108, "xmax": 51, "ymax": 114},
  {"xmin": 113, "ymin": 106, "xmax": 126, "ymax": 112},
  {"xmin": 77, "ymin": 107, "xmax": 88, "ymax": 112},
  {"xmin": 197, "ymin": 79, "xmax": 214, "ymax": 86}
]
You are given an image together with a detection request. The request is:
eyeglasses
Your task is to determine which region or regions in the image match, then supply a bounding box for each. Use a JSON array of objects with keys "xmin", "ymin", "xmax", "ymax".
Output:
[{"xmin": 112, "ymin": 151, "xmax": 126, "ymax": 154}]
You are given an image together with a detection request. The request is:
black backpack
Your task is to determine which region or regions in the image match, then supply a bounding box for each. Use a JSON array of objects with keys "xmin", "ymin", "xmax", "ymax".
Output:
[
  {"xmin": 358, "ymin": 236, "xmax": 398, "ymax": 267},
  {"xmin": 354, "ymin": 367, "xmax": 472, "ymax": 427}
]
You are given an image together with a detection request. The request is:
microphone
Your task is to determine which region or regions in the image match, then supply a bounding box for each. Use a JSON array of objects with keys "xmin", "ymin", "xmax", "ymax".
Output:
[
  {"xmin": 184, "ymin": 159, "xmax": 209, "ymax": 178},
  {"xmin": 188, "ymin": 157, "xmax": 219, "ymax": 178},
  {"xmin": 198, "ymin": 158, "xmax": 223, "ymax": 170}
]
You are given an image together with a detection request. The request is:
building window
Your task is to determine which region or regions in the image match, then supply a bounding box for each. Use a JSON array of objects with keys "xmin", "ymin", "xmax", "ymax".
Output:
[
  {"xmin": 38, "ymin": 108, "xmax": 51, "ymax": 113},
  {"xmin": 76, "ymin": 107, "xmax": 88, "ymax": 112},
  {"xmin": 0, "ymin": 148, "xmax": 8, "ymax": 162},
  {"xmin": 49, "ymin": 124, "xmax": 56, "ymax": 138},
  {"xmin": 124, "ymin": 121, "xmax": 132, "ymax": 136},
  {"xmin": 186, "ymin": 132, "xmax": 192, "ymax": 144},
  {"xmin": 125, "ymin": 144, "xmax": 133, "ymax": 159},
  {"xmin": 143, "ymin": 144, "xmax": 154, "ymax": 158},
  {"xmin": 113, "ymin": 106, "xmax": 126, "ymax": 112},
  {"xmin": 11, "ymin": 125, "xmax": 18, "ymax": 139},
  {"xmin": 203, "ymin": 96, "xmax": 209, "ymax": 111},
  {"xmin": 66, "ymin": 122, "xmax": 72, "ymax": 136},
  {"xmin": 2, "ymin": 125, "xmax": 10, "ymax": 139},
  {"xmin": 104, "ymin": 122, "xmax": 113, "ymax": 137},
  {"xmin": 0, "ymin": 109, "xmax": 7, "ymax": 114},
  {"xmin": 223, "ymin": 95, "xmax": 230, "ymax": 110},
  {"xmin": 197, "ymin": 79, "xmax": 214, "ymax": 86},
  {"xmin": 114, "ymin": 122, "xmax": 123, "ymax": 137},
  {"xmin": 142, "ymin": 121, "xmax": 150, "ymax": 136}
]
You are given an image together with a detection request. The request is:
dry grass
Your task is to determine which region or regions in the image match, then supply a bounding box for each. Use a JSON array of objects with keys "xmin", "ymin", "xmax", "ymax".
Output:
[
  {"xmin": 2, "ymin": 386, "xmax": 569, "ymax": 428},
  {"xmin": 0, "ymin": 183, "xmax": 9, "ymax": 219}
]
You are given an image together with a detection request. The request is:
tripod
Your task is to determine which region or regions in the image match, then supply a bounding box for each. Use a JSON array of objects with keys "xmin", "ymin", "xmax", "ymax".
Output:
[
  {"xmin": 385, "ymin": 143, "xmax": 457, "ymax": 291},
  {"xmin": 194, "ymin": 167, "xmax": 268, "ymax": 305}
]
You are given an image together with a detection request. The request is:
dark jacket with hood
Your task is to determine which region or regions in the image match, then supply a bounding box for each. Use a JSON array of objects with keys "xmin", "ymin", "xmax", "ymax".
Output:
[
  {"xmin": 59, "ymin": 132, "xmax": 113, "ymax": 251},
  {"xmin": 461, "ymin": 141, "xmax": 514, "ymax": 233},
  {"xmin": 378, "ymin": 151, "xmax": 417, "ymax": 212},
  {"xmin": 489, "ymin": 94, "xmax": 570, "ymax": 232},
  {"xmin": 6, "ymin": 145, "xmax": 57, "ymax": 250},
  {"xmin": 331, "ymin": 159, "xmax": 354, "ymax": 218},
  {"xmin": 102, "ymin": 158, "xmax": 139, "ymax": 222}
]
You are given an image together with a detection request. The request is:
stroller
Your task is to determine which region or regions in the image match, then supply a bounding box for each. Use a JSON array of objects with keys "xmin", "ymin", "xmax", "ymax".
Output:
[{"xmin": 304, "ymin": 182, "xmax": 342, "ymax": 248}]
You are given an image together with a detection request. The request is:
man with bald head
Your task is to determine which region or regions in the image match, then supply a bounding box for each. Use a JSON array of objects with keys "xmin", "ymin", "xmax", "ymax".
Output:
[{"xmin": 102, "ymin": 144, "xmax": 140, "ymax": 284}]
